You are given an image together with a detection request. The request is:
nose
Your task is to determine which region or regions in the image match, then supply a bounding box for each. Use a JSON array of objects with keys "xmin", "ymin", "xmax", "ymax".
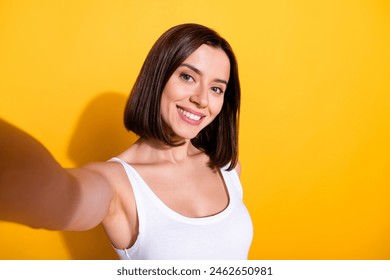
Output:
[{"xmin": 189, "ymin": 86, "xmax": 208, "ymax": 108}]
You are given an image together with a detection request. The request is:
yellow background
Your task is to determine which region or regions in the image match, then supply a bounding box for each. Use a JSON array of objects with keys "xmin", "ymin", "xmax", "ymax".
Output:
[{"xmin": 0, "ymin": 0, "xmax": 389, "ymax": 259}]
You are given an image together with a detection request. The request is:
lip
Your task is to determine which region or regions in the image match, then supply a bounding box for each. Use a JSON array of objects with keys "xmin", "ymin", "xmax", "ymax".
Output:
[{"xmin": 176, "ymin": 105, "xmax": 206, "ymax": 125}]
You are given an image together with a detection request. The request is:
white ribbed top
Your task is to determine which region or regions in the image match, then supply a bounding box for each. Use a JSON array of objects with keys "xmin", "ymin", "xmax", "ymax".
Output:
[{"xmin": 110, "ymin": 157, "xmax": 253, "ymax": 260}]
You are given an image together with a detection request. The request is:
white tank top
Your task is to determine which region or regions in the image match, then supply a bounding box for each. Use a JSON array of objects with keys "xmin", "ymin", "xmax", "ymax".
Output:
[{"xmin": 110, "ymin": 157, "xmax": 253, "ymax": 260}]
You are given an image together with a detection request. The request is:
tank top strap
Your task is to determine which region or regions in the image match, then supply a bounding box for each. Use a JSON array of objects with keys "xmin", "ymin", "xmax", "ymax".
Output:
[
  {"xmin": 108, "ymin": 157, "xmax": 147, "ymax": 235},
  {"xmin": 220, "ymin": 165, "xmax": 244, "ymax": 199}
]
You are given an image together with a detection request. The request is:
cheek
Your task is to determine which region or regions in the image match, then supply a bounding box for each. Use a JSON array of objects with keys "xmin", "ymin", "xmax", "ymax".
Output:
[
  {"xmin": 210, "ymin": 97, "xmax": 225, "ymax": 116},
  {"xmin": 159, "ymin": 94, "xmax": 170, "ymax": 123},
  {"xmin": 203, "ymin": 99, "xmax": 224, "ymax": 127},
  {"xmin": 160, "ymin": 84, "xmax": 176, "ymax": 107},
  {"xmin": 160, "ymin": 89, "xmax": 181, "ymax": 126}
]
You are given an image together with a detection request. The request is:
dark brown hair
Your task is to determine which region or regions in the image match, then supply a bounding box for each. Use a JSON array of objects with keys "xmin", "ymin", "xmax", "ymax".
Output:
[{"xmin": 124, "ymin": 23, "xmax": 240, "ymax": 170}]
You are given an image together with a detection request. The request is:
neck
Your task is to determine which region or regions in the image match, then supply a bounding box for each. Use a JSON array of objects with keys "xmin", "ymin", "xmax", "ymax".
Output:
[{"xmin": 135, "ymin": 138, "xmax": 201, "ymax": 164}]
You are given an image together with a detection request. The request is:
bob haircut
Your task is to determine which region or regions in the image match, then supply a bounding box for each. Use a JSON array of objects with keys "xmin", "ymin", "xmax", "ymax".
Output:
[{"xmin": 124, "ymin": 23, "xmax": 240, "ymax": 171}]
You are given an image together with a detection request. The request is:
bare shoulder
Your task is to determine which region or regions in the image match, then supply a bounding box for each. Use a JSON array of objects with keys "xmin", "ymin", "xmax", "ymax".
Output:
[
  {"xmin": 81, "ymin": 159, "xmax": 137, "ymax": 212},
  {"xmin": 77, "ymin": 160, "xmax": 134, "ymax": 207},
  {"xmin": 62, "ymin": 160, "xmax": 132, "ymax": 231},
  {"xmin": 81, "ymin": 161, "xmax": 124, "ymax": 185},
  {"xmin": 66, "ymin": 161, "xmax": 123, "ymax": 196},
  {"xmin": 80, "ymin": 160, "xmax": 139, "ymax": 250},
  {"xmin": 235, "ymin": 160, "xmax": 241, "ymax": 177}
]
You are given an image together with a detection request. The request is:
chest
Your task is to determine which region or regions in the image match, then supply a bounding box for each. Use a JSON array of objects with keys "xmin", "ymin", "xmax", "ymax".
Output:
[
  {"xmin": 133, "ymin": 205, "xmax": 253, "ymax": 259},
  {"xmin": 134, "ymin": 164, "xmax": 229, "ymax": 218}
]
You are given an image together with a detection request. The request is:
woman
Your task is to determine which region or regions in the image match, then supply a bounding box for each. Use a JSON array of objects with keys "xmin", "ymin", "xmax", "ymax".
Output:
[{"xmin": 0, "ymin": 23, "xmax": 253, "ymax": 259}]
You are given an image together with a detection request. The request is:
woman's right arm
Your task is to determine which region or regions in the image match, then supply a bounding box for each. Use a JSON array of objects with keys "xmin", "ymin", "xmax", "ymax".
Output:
[{"xmin": 0, "ymin": 119, "xmax": 113, "ymax": 231}]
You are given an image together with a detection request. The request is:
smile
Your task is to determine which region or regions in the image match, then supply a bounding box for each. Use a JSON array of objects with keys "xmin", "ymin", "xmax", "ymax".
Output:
[
  {"xmin": 176, "ymin": 106, "xmax": 205, "ymax": 124},
  {"xmin": 178, "ymin": 107, "xmax": 201, "ymax": 120}
]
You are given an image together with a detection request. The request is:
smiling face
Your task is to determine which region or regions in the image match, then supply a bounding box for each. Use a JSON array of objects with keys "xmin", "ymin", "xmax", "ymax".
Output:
[{"xmin": 160, "ymin": 44, "xmax": 231, "ymax": 141}]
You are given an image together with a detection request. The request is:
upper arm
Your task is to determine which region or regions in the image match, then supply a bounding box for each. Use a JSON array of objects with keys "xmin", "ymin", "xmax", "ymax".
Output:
[
  {"xmin": 63, "ymin": 163, "xmax": 114, "ymax": 231},
  {"xmin": 0, "ymin": 162, "xmax": 113, "ymax": 231},
  {"xmin": 0, "ymin": 119, "xmax": 114, "ymax": 231}
]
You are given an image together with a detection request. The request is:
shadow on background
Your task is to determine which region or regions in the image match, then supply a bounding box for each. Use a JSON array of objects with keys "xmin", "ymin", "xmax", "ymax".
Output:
[{"xmin": 63, "ymin": 92, "xmax": 138, "ymax": 259}]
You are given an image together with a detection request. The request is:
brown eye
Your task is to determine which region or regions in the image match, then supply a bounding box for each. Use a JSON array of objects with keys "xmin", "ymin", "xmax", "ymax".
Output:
[
  {"xmin": 180, "ymin": 73, "xmax": 194, "ymax": 82},
  {"xmin": 211, "ymin": 86, "xmax": 224, "ymax": 94}
]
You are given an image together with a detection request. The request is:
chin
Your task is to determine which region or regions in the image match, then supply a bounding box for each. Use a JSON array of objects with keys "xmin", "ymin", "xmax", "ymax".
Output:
[
  {"xmin": 177, "ymin": 133, "xmax": 199, "ymax": 141},
  {"xmin": 170, "ymin": 129, "xmax": 202, "ymax": 142},
  {"xmin": 167, "ymin": 121, "xmax": 210, "ymax": 142}
]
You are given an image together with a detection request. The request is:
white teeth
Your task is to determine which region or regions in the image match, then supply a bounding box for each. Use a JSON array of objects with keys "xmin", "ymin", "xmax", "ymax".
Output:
[{"xmin": 178, "ymin": 107, "xmax": 202, "ymax": 121}]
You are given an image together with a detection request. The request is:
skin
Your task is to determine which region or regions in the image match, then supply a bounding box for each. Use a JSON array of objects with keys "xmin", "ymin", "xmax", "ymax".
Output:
[{"xmin": 0, "ymin": 44, "xmax": 241, "ymax": 251}]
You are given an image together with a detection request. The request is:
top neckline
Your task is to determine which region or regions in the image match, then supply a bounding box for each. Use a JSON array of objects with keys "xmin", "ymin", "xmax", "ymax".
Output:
[{"xmin": 111, "ymin": 157, "xmax": 236, "ymax": 225}]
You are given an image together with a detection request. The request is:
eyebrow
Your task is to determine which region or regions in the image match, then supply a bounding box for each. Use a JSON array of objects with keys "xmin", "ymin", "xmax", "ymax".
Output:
[{"xmin": 180, "ymin": 63, "xmax": 228, "ymax": 85}]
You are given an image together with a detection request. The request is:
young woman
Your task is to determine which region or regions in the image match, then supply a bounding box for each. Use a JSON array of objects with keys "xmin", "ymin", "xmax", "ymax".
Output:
[{"xmin": 0, "ymin": 23, "xmax": 253, "ymax": 259}]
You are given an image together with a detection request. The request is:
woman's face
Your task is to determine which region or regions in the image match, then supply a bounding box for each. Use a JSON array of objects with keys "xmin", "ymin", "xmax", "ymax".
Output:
[{"xmin": 160, "ymin": 44, "xmax": 230, "ymax": 141}]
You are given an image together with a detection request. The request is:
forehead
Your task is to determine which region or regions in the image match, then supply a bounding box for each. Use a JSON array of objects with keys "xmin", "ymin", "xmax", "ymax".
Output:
[{"xmin": 181, "ymin": 44, "xmax": 230, "ymax": 80}]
